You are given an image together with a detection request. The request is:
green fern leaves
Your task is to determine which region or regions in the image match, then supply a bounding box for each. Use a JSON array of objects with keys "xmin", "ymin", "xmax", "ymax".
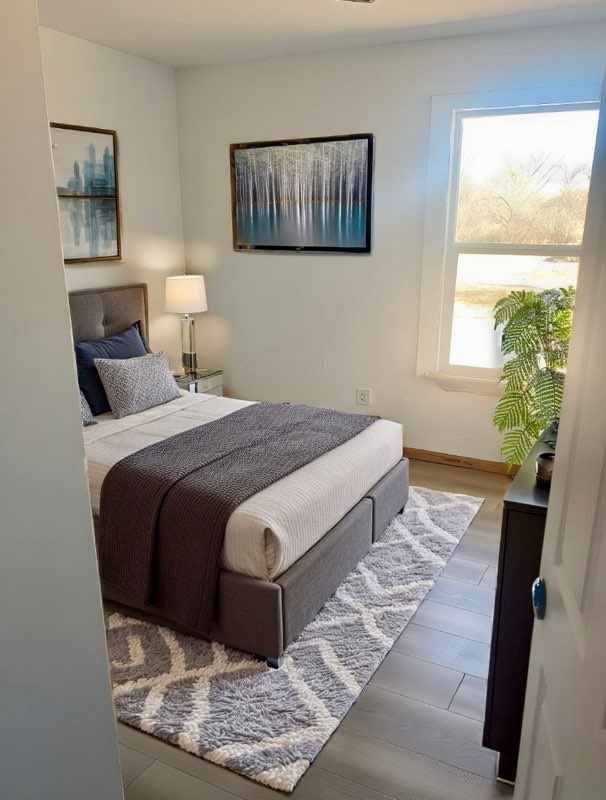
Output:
[
  {"xmin": 500, "ymin": 428, "xmax": 540, "ymax": 469},
  {"xmin": 493, "ymin": 286, "xmax": 574, "ymax": 468}
]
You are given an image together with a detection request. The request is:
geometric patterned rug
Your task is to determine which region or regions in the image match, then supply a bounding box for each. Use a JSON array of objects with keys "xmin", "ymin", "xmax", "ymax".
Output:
[{"xmin": 105, "ymin": 486, "xmax": 483, "ymax": 792}]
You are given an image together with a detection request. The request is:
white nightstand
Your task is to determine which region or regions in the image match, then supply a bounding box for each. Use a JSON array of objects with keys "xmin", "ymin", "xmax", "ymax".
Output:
[{"xmin": 174, "ymin": 368, "xmax": 223, "ymax": 396}]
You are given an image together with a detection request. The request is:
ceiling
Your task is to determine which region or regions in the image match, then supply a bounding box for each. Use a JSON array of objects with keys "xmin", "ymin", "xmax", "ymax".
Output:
[{"xmin": 37, "ymin": 0, "xmax": 606, "ymax": 68}]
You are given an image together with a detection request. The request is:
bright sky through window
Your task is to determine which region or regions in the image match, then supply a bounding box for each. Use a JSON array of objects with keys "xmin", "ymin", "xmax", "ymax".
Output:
[{"xmin": 458, "ymin": 110, "xmax": 597, "ymax": 192}]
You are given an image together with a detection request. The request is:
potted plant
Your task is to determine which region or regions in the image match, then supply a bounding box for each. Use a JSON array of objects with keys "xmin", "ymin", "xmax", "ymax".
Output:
[{"xmin": 493, "ymin": 286, "xmax": 575, "ymax": 469}]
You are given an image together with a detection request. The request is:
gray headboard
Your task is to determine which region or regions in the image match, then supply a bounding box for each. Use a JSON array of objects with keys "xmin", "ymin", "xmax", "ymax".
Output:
[{"xmin": 68, "ymin": 283, "xmax": 149, "ymax": 345}]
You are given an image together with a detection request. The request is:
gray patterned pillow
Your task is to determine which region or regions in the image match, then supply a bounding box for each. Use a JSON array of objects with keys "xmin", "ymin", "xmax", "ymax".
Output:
[
  {"xmin": 94, "ymin": 353, "xmax": 181, "ymax": 418},
  {"xmin": 80, "ymin": 390, "xmax": 97, "ymax": 426}
]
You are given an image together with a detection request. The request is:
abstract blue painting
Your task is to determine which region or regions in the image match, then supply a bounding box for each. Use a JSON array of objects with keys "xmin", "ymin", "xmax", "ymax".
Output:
[{"xmin": 50, "ymin": 124, "xmax": 121, "ymax": 262}]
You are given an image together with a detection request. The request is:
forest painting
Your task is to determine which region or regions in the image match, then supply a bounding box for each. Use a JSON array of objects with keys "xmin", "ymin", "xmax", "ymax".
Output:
[{"xmin": 230, "ymin": 134, "xmax": 373, "ymax": 252}]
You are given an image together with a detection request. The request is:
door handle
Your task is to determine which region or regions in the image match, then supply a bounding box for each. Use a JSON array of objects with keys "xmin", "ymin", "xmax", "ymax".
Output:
[{"xmin": 532, "ymin": 577, "xmax": 546, "ymax": 620}]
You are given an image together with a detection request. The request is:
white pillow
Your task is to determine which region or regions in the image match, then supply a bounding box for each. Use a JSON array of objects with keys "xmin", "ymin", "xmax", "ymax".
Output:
[{"xmin": 94, "ymin": 353, "xmax": 180, "ymax": 418}]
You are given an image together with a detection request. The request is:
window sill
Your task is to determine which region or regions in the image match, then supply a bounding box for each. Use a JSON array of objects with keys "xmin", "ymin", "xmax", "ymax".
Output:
[{"xmin": 425, "ymin": 372, "xmax": 504, "ymax": 396}]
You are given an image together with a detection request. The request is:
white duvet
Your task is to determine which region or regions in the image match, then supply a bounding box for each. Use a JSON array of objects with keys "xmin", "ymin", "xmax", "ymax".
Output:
[{"xmin": 84, "ymin": 392, "xmax": 403, "ymax": 580}]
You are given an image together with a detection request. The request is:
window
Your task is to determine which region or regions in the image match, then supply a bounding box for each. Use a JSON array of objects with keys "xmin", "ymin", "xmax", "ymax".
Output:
[{"xmin": 417, "ymin": 87, "xmax": 599, "ymax": 393}]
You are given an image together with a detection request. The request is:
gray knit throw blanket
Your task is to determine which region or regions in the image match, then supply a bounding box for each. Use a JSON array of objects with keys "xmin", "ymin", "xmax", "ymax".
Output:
[{"xmin": 99, "ymin": 402, "xmax": 376, "ymax": 634}]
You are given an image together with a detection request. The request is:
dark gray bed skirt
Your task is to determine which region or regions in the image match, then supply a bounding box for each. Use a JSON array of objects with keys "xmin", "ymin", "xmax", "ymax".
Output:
[{"xmin": 99, "ymin": 457, "xmax": 410, "ymax": 660}]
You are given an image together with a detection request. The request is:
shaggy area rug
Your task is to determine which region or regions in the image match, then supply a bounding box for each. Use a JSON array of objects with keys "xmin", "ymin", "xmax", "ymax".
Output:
[{"xmin": 106, "ymin": 486, "xmax": 483, "ymax": 792}]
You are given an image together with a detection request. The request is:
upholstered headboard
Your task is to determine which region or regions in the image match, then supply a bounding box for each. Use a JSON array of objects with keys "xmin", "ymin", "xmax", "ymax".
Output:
[{"xmin": 68, "ymin": 283, "xmax": 149, "ymax": 346}]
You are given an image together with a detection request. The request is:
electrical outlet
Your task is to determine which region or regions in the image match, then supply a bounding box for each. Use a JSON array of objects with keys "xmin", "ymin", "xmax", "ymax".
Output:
[{"xmin": 356, "ymin": 387, "xmax": 371, "ymax": 406}]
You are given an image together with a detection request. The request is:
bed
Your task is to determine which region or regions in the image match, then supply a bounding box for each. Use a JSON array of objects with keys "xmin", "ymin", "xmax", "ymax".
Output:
[{"xmin": 70, "ymin": 283, "xmax": 409, "ymax": 665}]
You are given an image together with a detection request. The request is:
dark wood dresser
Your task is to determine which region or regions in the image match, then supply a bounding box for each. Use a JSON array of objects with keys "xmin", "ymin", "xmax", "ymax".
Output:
[{"xmin": 482, "ymin": 435, "xmax": 554, "ymax": 783}]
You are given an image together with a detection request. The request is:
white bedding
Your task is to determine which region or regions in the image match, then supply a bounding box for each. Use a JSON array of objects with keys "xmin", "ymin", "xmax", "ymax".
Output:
[{"xmin": 84, "ymin": 392, "xmax": 403, "ymax": 580}]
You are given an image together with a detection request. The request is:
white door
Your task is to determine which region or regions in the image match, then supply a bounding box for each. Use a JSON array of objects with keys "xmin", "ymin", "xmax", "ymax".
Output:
[{"xmin": 514, "ymin": 77, "xmax": 606, "ymax": 800}]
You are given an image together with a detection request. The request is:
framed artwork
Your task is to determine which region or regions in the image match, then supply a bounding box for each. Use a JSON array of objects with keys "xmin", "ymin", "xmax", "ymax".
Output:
[
  {"xmin": 230, "ymin": 133, "xmax": 373, "ymax": 253},
  {"xmin": 50, "ymin": 123, "xmax": 121, "ymax": 263}
]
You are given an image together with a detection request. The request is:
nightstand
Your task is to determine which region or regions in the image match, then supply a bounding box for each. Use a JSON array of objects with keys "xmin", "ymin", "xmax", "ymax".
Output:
[{"xmin": 174, "ymin": 368, "xmax": 223, "ymax": 396}]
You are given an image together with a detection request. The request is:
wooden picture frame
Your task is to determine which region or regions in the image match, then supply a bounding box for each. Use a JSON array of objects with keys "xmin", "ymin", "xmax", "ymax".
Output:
[{"xmin": 50, "ymin": 123, "xmax": 121, "ymax": 263}]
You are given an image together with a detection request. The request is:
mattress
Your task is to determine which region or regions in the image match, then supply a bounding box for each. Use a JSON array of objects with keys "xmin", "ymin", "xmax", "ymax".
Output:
[{"xmin": 84, "ymin": 392, "xmax": 403, "ymax": 580}]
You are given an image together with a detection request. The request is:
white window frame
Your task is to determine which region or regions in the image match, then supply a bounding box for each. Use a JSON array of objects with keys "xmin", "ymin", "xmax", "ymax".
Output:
[{"xmin": 417, "ymin": 85, "xmax": 600, "ymax": 395}]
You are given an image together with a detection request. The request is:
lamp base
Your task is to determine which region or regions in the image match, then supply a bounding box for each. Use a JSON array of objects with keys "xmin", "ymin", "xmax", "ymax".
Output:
[
  {"xmin": 181, "ymin": 315, "xmax": 198, "ymax": 375},
  {"xmin": 182, "ymin": 351, "xmax": 198, "ymax": 374}
]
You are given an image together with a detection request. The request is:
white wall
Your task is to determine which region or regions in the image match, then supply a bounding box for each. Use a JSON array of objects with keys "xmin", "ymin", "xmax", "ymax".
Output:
[
  {"xmin": 176, "ymin": 22, "xmax": 606, "ymax": 461},
  {"xmin": 0, "ymin": 4, "xmax": 122, "ymax": 799},
  {"xmin": 40, "ymin": 28, "xmax": 186, "ymax": 368}
]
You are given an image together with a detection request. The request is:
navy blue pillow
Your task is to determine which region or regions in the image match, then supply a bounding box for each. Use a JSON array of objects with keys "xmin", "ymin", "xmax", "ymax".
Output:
[{"xmin": 75, "ymin": 323, "xmax": 147, "ymax": 415}]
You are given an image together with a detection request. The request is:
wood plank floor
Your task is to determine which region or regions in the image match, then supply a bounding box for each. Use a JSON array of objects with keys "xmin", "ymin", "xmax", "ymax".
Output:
[{"xmin": 117, "ymin": 461, "xmax": 514, "ymax": 799}]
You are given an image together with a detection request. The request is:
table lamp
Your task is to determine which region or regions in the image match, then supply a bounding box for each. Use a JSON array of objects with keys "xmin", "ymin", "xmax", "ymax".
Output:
[{"xmin": 165, "ymin": 274, "xmax": 207, "ymax": 374}]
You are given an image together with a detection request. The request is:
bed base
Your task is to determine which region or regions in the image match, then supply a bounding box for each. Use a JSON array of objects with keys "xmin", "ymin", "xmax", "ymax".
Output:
[
  {"xmin": 69, "ymin": 283, "xmax": 410, "ymax": 662},
  {"xmin": 100, "ymin": 457, "xmax": 409, "ymax": 662}
]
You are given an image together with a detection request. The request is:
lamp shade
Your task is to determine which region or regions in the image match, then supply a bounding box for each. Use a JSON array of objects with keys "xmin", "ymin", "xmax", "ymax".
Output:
[{"xmin": 165, "ymin": 275, "xmax": 208, "ymax": 314}]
